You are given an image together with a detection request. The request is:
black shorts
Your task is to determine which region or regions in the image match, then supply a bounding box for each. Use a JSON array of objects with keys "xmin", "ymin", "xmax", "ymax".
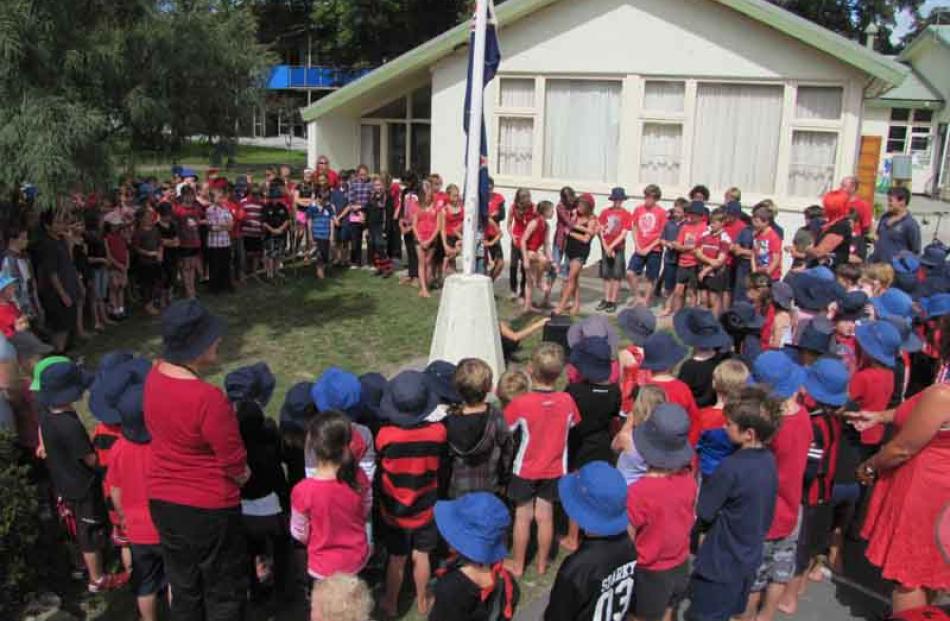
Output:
[
  {"xmin": 699, "ymin": 268, "xmax": 728, "ymax": 293},
  {"xmin": 41, "ymin": 296, "xmax": 78, "ymax": 333},
  {"xmin": 796, "ymin": 504, "xmax": 832, "ymax": 573},
  {"xmin": 507, "ymin": 475, "xmax": 559, "ymax": 504},
  {"xmin": 599, "ymin": 248, "xmax": 626, "ymax": 280},
  {"xmin": 131, "ymin": 543, "xmax": 166, "ymax": 597},
  {"xmin": 676, "ymin": 266, "xmax": 699, "ymax": 288},
  {"xmin": 66, "ymin": 491, "xmax": 109, "ymax": 553},
  {"xmin": 382, "ymin": 519, "xmax": 438, "ymax": 556},
  {"xmin": 243, "ymin": 236, "xmax": 263, "ymax": 254},
  {"xmin": 635, "ymin": 561, "xmax": 690, "ymax": 620},
  {"xmin": 446, "ymin": 235, "xmax": 460, "ymax": 249},
  {"xmin": 486, "ymin": 243, "xmax": 504, "ymax": 262},
  {"xmin": 314, "ymin": 238, "xmax": 331, "ymax": 266}
]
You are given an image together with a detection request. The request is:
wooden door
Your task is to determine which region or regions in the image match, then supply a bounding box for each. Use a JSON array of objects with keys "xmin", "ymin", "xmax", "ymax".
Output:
[{"xmin": 857, "ymin": 136, "xmax": 882, "ymax": 206}]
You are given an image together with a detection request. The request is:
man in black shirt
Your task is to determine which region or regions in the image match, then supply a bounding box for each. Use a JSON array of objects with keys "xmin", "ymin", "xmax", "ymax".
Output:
[{"xmin": 545, "ymin": 461, "xmax": 636, "ymax": 621}]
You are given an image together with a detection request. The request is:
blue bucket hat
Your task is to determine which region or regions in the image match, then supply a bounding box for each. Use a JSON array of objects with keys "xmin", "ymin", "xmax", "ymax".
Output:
[
  {"xmin": 641, "ymin": 332, "xmax": 688, "ymax": 372},
  {"xmin": 803, "ymin": 358, "xmax": 850, "ymax": 407},
  {"xmin": 279, "ymin": 381, "xmax": 316, "ymax": 433},
  {"xmin": 618, "ymin": 307, "xmax": 656, "ymax": 346},
  {"xmin": 379, "ymin": 370, "xmax": 440, "ymax": 428},
  {"xmin": 834, "ymin": 291, "xmax": 869, "ymax": 322},
  {"xmin": 883, "ymin": 316, "xmax": 922, "ymax": 353},
  {"xmin": 88, "ymin": 350, "xmax": 135, "ymax": 425},
  {"xmin": 871, "ymin": 288, "xmax": 914, "ymax": 321},
  {"xmin": 634, "ymin": 403, "xmax": 694, "ymax": 471},
  {"xmin": 722, "ymin": 301, "xmax": 765, "ymax": 332},
  {"xmin": 160, "ymin": 300, "xmax": 225, "ymax": 364},
  {"xmin": 434, "ymin": 492, "xmax": 510, "ymax": 565},
  {"xmin": 724, "ymin": 201, "xmax": 743, "ymax": 217},
  {"xmin": 922, "ymin": 293, "xmax": 950, "ymax": 320},
  {"xmin": 225, "ymin": 362, "xmax": 276, "ymax": 407},
  {"xmin": 752, "ymin": 351, "xmax": 806, "ymax": 399},
  {"xmin": 791, "ymin": 316, "xmax": 835, "ymax": 355},
  {"xmin": 117, "ymin": 382, "xmax": 150, "ymax": 444},
  {"xmin": 686, "ymin": 200, "xmax": 706, "ymax": 216},
  {"xmin": 38, "ymin": 360, "xmax": 94, "ymax": 407},
  {"xmin": 806, "ymin": 266, "xmax": 836, "ymax": 282},
  {"xmin": 772, "ymin": 281, "xmax": 794, "ymax": 311},
  {"xmin": 179, "ymin": 167, "xmax": 198, "ymax": 180},
  {"xmin": 568, "ymin": 315, "xmax": 619, "ymax": 351},
  {"xmin": 569, "ymin": 336, "xmax": 613, "ymax": 383},
  {"xmin": 311, "ymin": 367, "xmax": 362, "ymax": 417},
  {"xmin": 789, "ymin": 271, "xmax": 844, "ymax": 312},
  {"xmin": 920, "ymin": 243, "xmax": 948, "ymax": 268},
  {"xmin": 608, "ymin": 187, "xmax": 629, "ymax": 202},
  {"xmin": 674, "ymin": 308, "xmax": 731, "ymax": 349},
  {"xmin": 359, "ymin": 372, "xmax": 387, "ymax": 422},
  {"xmin": 0, "ymin": 274, "xmax": 17, "ymax": 292},
  {"xmin": 558, "ymin": 461, "xmax": 629, "ymax": 536},
  {"xmin": 424, "ymin": 360, "xmax": 461, "ymax": 404},
  {"xmin": 855, "ymin": 320, "xmax": 902, "ymax": 368}
]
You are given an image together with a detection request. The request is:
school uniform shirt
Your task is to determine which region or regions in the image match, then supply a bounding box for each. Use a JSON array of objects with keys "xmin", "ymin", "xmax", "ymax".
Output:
[
  {"xmin": 849, "ymin": 367, "xmax": 894, "ymax": 445},
  {"xmin": 566, "ymin": 382, "xmax": 621, "ymax": 468},
  {"xmin": 766, "ymin": 406, "xmax": 812, "ymax": 540},
  {"xmin": 692, "ymin": 405, "xmax": 726, "ymax": 447},
  {"xmin": 543, "ymin": 534, "xmax": 637, "ymax": 621},
  {"xmin": 870, "ymin": 213, "xmax": 921, "ymax": 263},
  {"xmin": 627, "ymin": 471, "xmax": 697, "ymax": 570},
  {"xmin": 430, "ymin": 565, "xmax": 520, "ymax": 621},
  {"xmin": 105, "ymin": 437, "xmax": 160, "ymax": 545},
  {"xmin": 723, "ymin": 219, "xmax": 747, "ymax": 266},
  {"xmin": 698, "ymin": 230, "xmax": 732, "ymax": 266},
  {"xmin": 753, "ymin": 227, "xmax": 783, "ymax": 280},
  {"xmin": 173, "ymin": 202, "xmax": 204, "ymax": 249},
  {"xmin": 40, "ymin": 409, "xmax": 98, "ymax": 501},
  {"xmin": 504, "ymin": 389, "xmax": 581, "ymax": 480},
  {"xmin": 694, "ymin": 448, "xmax": 778, "ymax": 583},
  {"xmin": 240, "ymin": 198, "xmax": 264, "ymax": 238},
  {"xmin": 631, "ymin": 204, "xmax": 667, "ymax": 255},
  {"xmin": 646, "ymin": 378, "xmax": 700, "ymax": 441},
  {"xmin": 375, "ymin": 422, "xmax": 446, "ymax": 530},
  {"xmin": 676, "ymin": 221, "xmax": 706, "ymax": 268},
  {"xmin": 598, "ymin": 207, "xmax": 631, "ymax": 252},
  {"xmin": 306, "ymin": 203, "xmax": 335, "ymax": 241},
  {"xmin": 488, "ymin": 192, "xmax": 506, "ymax": 222},
  {"xmin": 261, "ymin": 201, "xmax": 289, "ymax": 237},
  {"xmin": 732, "ymin": 226, "xmax": 755, "ymax": 284}
]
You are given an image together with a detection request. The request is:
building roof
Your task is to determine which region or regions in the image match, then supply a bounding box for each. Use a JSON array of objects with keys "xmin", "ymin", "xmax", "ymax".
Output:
[
  {"xmin": 301, "ymin": 0, "xmax": 908, "ymax": 122},
  {"xmin": 899, "ymin": 25, "xmax": 950, "ymax": 60},
  {"xmin": 870, "ymin": 67, "xmax": 944, "ymax": 107}
]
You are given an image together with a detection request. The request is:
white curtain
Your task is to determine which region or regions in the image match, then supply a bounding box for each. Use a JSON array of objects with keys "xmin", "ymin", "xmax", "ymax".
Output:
[
  {"xmin": 500, "ymin": 78, "xmax": 535, "ymax": 108},
  {"xmin": 360, "ymin": 125, "xmax": 380, "ymax": 173},
  {"xmin": 640, "ymin": 123, "xmax": 683, "ymax": 186},
  {"xmin": 795, "ymin": 86, "xmax": 843, "ymax": 120},
  {"xmin": 691, "ymin": 83, "xmax": 783, "ymax": 194},
  {"xmin": 544, "ymin": 80, "xmax": 621, "ymax": 182},
  {"xmin": 788, "ymin": 130, "xmax": 838, "ymax": 198},
  {"xmin": 644, "ymin": 81, "xmax": 685, "ymax": 113},
  {"xmin": 497, "ymin": 117, "xmax": 534, "ymax": 177}
]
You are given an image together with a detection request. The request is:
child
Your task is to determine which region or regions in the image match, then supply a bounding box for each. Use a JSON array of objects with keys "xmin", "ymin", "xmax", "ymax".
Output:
[
  {"xmin": 365, "ymin": 176, "xmax": 394, "ymax": 277},
  {"xmin": 695, "ymin": 209, "xmax": 731, "ymax": 316},
  {"xmin": 0, "ymin": 275, "xmax": 28, "ymax": 338},
  {"xmin": 835, "ymin": 263, "xmax": 862, "ymax": 292},
  {"xmin": 445, "ymin": 358, "xmax": 514, "ymax": 498},
  {"xmin": 429, "ymin": 492, "xmax": 519, "ymax": 621},
  {"xmin": 413, "ymin": 182, "xmax": 440, "ymax": 299},
  {"xmin": 673, "ymin": 307, "xmax": 733, "ymax": 408},
  {"xmin": 290, "ymin": 411, "xmax": 370, "ymax": 607},
  {"xmin": 659, "ymin": 199, "xmax": 687, "ymax": 311},
  {"xmin": 860, "ymin": 263, "xmax": 894, "ymax": 298},
  {"xmin": 483, "ymin": 205, "xmax": 506, "ymax": 282},
  {"xmin": 311, "ymin": 367, "xmax": 377, "ymax": 488},
  {"xmin": 497, "ymin": 368, "xmax": 530, "ymax": 407},
  {"xmin": 205, "ymin": 189, "xmax": 234, "ymax": 294},
  {"xmin": 686, "ymin": 385, "xmax": 781, "ymax": 621},
  {"xmin": 752, "ymin": 205, "xmax": 783, "ymax": 282},
  {"xmin": 766, "ymin": 282, "xmax": 796, "ymax": 350},
  {"xmin": 786, "ymin": 205, "xmax": 824, "ymax": 271},
  {"xmin": 440, "ymin": 184, "xmax": 464, "ymax": 277},
  {"xmin": 279, "ymin": 382, "xmax": 319, "ymax": 488},
  {"xmin": 307, "ymin": 189, "xmax": 335, "ymax": 280},
  {"xmin": 155, "ymin": 203, "xmax": 179, "ymax": 308},
  {"xmin": 693, "ymin": 359, "xmax": 749, "ymax": 468},
  {"xmin": 627, "ymin": 404, "xmax": 698, "ymax": 621},
  {"xmin": 612, "ymin": 384, "xmax": 666, "ymax": 485},
  {"xmin": 521, "ymin": 201, "xmax": 554, "ymax": 312},
  {"xmin": 507, "ymin": 188, "xmax": 535, "ymax": 301},
  {"xmin": 311, "ymin": 574, "xmax": 374, "ymax": 621},
  {"xmin": 376, "ymin": 371, "xmax": 447, "ymax": 617},
  {"xmin": 554, "ymin": 195, "xmax": 598, "ymax": 316},
  {"xmin": 832, "ymin": 291, "xmax": 868, "ymax": 373},
  {"xmin": 561, "ymin": 336, "xmax": 622, "ymax": 550},
  {"xmin": 173, "ymin": 185, "xmax": 204, "ymax": 299},
  {"xmin": 261, "ymin": 186, "xmax": 290, "ymax": 281},
  {"xmin": 662, "ymin": 200, "xmax": 706, "ymax": 316},
  {"xmin": 721, "ymin": 301, "xmax": 765, "ymax": 367},
  {"xmin": 627, "ymin": 184, "xmax": 667, "ymax": 307},
  {"xmin": 38, "ymin": 359, "xmax": 128, "ymax": 592},
  {"xmin": 617, "ymin": 307, "xmax": 657, "ymax": 417},
  {"xmin": 849, "ymin": 321, "xmax": 900, "ymax": 446},
  {"xmin": 641, "ymin": 332, "xmax": 700, "ymax": 432},
  {"xmin": 545, "ymin": 462, "xmax": 635, "ymax": 621},
  {"xmin": 133, "ymin": 206, "xmax": 163, "ymax": 315},
  {"xmin": 746, "ymin": 352, "xmax": 813, "ymax": 621},
  {"xmin": 597, "ymin": 187, "xmax": 632, "ymax": 313},
  {"xmin": 240, "ymin": 187, "xmax": 264, "ymax": 278},
  {"xmin": 2, "ymin": 227, "xmax": 41, "ymax": 321},
  {"xmin": 503, "ymin": 343, "xmax": 580, "ymax": 577},
  {"xmin": 104, "ymin": 221, "xmax": 130, "ymax": 319}
]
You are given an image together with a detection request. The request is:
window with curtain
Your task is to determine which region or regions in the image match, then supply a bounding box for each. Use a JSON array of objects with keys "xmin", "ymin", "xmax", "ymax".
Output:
[
  {"xmin": 500, "ymin": 78, "xmax": 535, "ymax": 108},
  {"xmin": 360, "ymin": 125, "xmax": 380, "ymax": 172},
  {"xmin": 788, "ymin": 131, "xmax": 838, "ymax": 197},
  {"xmin": 691, "ymin": 83, "xmax": 783, "ymax": 194},
  {"xmin": 640, "ymin": 123, "xmax": 682, "ymax": 186},
  {"xmin": 497, "ymin": 117, "xmax": 534, "ymax": 177},
  {"xmin": 795, "ymin": 86, "xmax": 843, "ymax": 120},
  {"xmin": 644, "ymin": 81, "xmax": 685, "ymax": 114},
  {"xmin": 543, "ymin": 80, "xmax": 621, "ymax": 182}
]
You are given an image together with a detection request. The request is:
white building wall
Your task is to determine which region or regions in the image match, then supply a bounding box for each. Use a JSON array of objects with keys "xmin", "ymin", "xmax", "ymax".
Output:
[{"xmin": 307, "ymin": 114, "xmax": 360, "ymax": 172}]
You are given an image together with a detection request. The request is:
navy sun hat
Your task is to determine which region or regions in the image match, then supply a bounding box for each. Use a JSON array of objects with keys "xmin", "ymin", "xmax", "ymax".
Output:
[
  {"xmin": 724, "ymin": 201, "xmax": 743, "ymax": 217},
  {"xmin": 225, "ymin": 362, "xmax": 276, "ymax": 407},
  {"xmin": 93, "ymin": 356, "xmax": 153, "ymax": 444},
  {"xmin": 789, "ymin": 271, "xmax": 844, "ymax": 312},
  {"xmin": 641, "ymin": 332, "xmax": 688, "ymax": 372},
  {"xmin": 834, "ymin": 291, "xmax": 869, "ymax": 322},
  {"xmin": 434, "ymin": 492, "xmax": 510, "ymax": 565},
  {"xmin": 752, "ymin": 351, "xmax": 806, "ymax": 399},
  {"xmin": 117, "ymin": 382, "xmax": 150, "ymax": 444},
  {"xmin": 633, "ymin": 403, "xmax": 694, "ymax": 471},
  {"xmin": 722, "ymin": 301, "xmax": 765, "ymax": 333},
  {"xmin": 771, "ymin": 281, "xmax": 794, "ymax": 311},
  {"xmin": 567, "ymin": 314, "xmax": 619, "ymax": 351},
  {"xmin": 871, "ymin": 288, "xmax": 914, "ymax": 321},
  {"xmin": 379, "ymin": 370, "xmax": 441, "ymax": 427},
  {"xmin": 558, "ymin": 461, "xmax": 629, "ymax": 537},
  {"xmin": 674, "ymin": 307, "xmax": 731, "ymax": 350},
  {"xmin": 855, "ymin": 320, "xmax": 902, "ymax": 368},
  {"xmin": 920, "ymin": 243, "xmax": 949, "ymax": 268},
  {"xmin": 806, "ymin": 266, "xmax": 835, "ymax": 282},
  {"xmin": 88, "ymin": 350, "xmax": 135, "ymax": 425},
  {"xmin": 424, "ymin": 360, "xmax": 461, "ymax": 404},
  {"xmin": 791, "ymin": 316, "xmax": 836, "ymax": 355},
  {"xmin": 883, "ymin": 316, "xmax": 923, "ymax": 353},
  {"xmin": 617, "ymin": 307, "xmax": 656, "ymax": 346},
  {"xmin": 359, "ymin": 372, "xmax": 387, "ymax": 421},
  {"xmin": 803, "ymin": 358, "xmax": 850, "ymax": 407},
  {"xmin": 569, "ymin": 336, "xmax": 613, "ymax": 383},
  {"xmin": 922, "ymin": 293, "xmax": 950, "ymax": 320},
  {"xmin": 38, "ymin": 360, "xmax": 94, "ymax": 407},
  {"xmin": 608, "ymin": 187, "xmax": 629, "ymax": 202},
  {"xmin": 161, "ymin": 300, "xmax": 225, "ymax": 364},
  {"xmin": 686, "ymin": 200, "xmax": 706, "ymax": 216},
  {"xmin": 311, "ymin": 367, "xmax": 362, "ymax": 417},
  {"xmin": 279, "ymin": 381, "xmax": 317, "ymax": 433}
]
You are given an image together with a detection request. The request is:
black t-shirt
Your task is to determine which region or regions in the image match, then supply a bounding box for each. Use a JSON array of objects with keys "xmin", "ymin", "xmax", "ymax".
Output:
[
  {"xmin": 85, "ymin": 232, "xmax": 106, "ymax": 261},
  {"xmin": 678, "ymin": 351, "xmax": 733, "ymax": 407},
  {"xmin": 35, "ymin": 232, "xmax": 81, "ymax": 298},
  {"xmin": 134, "ymin": 228, "xmax": 162, "ymax": 265},
  {"xmin": 566, "ymin": 382, "xmax": 621, "ymax": 468},
  {"xmin": 364, "ymin": 195, "xmax": 387, "ymax": 229},
  {"xmin": 261, "ymin": 201, "xmax": 289, "ymax": 236},
  {"xmin": 39, "ymin": 409, "xmax": 97, "ymax": 500},
  {"xmin": 813, "ymin": 219, "xmax": 852, "ymax": 270},
  {"xmin": 429, "ymin": 566, "xmax": 520, "ymax": 621},
  {"xmin": 237, "ymin": 403, "xmax": 289, "ymax": 506},
  {"xmin": 445, "ymin": 408, "xmax": 490, "ymax": 453},
  {"xmin": 544, "ymin": 535, "xmax": 636, "ymax": 621}
]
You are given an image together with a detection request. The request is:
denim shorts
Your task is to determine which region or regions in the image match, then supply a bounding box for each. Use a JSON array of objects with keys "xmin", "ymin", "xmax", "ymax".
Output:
[
  {"xmin": 93, "ymin": 268, "xmax": 109, "ymax": 301},
  {"xmin": 627, "ymin": 252, "xmax": 662, "ymax": 281}
]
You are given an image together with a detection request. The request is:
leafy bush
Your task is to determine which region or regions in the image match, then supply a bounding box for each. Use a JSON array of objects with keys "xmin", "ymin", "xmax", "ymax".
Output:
[{"xmin": 0, "ymin": 430, "xmax": 40, "ymax": 615}]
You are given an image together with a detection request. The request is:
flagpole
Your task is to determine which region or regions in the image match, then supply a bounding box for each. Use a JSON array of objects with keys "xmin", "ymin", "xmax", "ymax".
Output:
[{"xmin": 462, "ymin": 0, "xmax": 489, "ymax": 276}]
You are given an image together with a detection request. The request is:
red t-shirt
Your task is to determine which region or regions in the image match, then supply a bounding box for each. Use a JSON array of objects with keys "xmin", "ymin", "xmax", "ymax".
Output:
[
  {"xmin": 488, "ymin": 193, "xmax": 505, "ymax": 220},
  {"xmin": 631, "ymin": 204, "xmax": 668, "ymax": 254},
  {"xmin": 504, "ymin": 390, "xmax": 580, "ymax": 479},
  {"xmin": 290, "ymin": 474, "xmax": 370, "ymax": 578},
  {"xmin": 627, "ymin": 471, "xmax": 698, "ymax": 570},
  {"xmin": 106, "ymin": 232, "xmax": 129, "ymax": 267},
  {"xmin": 648, "ymin": 378, "xmax": 700, "ymax": 439},
  {"xmin": 144, "ymin": 369, "xmax": 247, "ymax": 509},
  {"xmin": 723, "ymin": 220, "xmax": 746, "ymax": 267},
  {"xmin": 511, "ymin": 205, "xmax": 536, "ymax": 246},
  {"xmin": 692, "ymin": 406, "xmax": 726, "ymax": 447},
  {"xmin": 698, "ymin": 230, "xmax": 732, "ymax": 263},
  {"xmin": 849, "ymin": 197, "xmax": 872, "ymax": 236},
  {"xmin": 174, "ymin": 202, "xmax": 204, "ymax": 249},
  {"xmin": 598, "ymin": 207, "xmax": 631, "ymax": 249},
  {"xmin": 753, "ymin": 228, "xmax": 783, "ymax": 280},
  {"xmin": 443, "ymin": 207, "xmax": 464, "ymax": 238},
  {"xmin": 433, "ymin": 191, "xmax": 450, "ymax": 211},
  {"xmin": 525, "ymin": 218, "xmax": 548, "ymax": 252},
  {"xmin": 767, "ymin": 406, "xmax": 813, "ymax": 540},
  {"xmin": 0, "ymin": 301, "xmax": 22, "ymax": 338},
  {"xmin": 225, "ymin": 199, "xmax": 245, "ymax": 239},
  {"xmin": 485, "ymin": 218, "xmax": 501, "ymax": 241},
  {"xmin": 105, "ymin": 438, "xmax": 160, "ymax": 545},
  {"xmin": 620, "ymin": 345, "xmax": 651, "ymax": 415},
  {"xmin": 849, "ymin": 366, "xmax": 894, "ymax": 445},
  {"xmin": 676, "ymin": 221, "xmax": 707, "ymax": 267}
]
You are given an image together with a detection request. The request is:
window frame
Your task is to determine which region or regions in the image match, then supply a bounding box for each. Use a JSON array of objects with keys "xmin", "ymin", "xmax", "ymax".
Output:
[{"xmin": 359, "ymin": 88, "xmax": 431, "ymax": 173}]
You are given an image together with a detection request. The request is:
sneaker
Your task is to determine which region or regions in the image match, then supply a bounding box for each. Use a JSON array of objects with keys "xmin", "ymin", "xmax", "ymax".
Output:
[
  {"xmin": 604, "ymin": 302, "xmax": 618, "ymax": 313},
  {"xmin": 595, "ymin": 300, "xmax": 609, "ymax": 311},
  {"xmin": 88, "ymin": 571, "xmax": 130, "ymax": 593}
]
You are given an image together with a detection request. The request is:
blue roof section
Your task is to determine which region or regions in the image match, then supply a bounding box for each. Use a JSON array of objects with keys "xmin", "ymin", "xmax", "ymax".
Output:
[{"xmin": 266, "ymin": 65, "xmax": 373, "ymax": 90}]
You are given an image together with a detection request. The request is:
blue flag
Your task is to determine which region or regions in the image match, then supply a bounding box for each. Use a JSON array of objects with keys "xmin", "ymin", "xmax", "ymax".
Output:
[{"xmin": 463, "ymin": 1, "xmax": 501, "ymax": 221}]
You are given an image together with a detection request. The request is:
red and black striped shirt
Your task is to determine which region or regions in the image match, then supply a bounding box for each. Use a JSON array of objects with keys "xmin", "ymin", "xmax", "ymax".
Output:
[{"xmin": 375, "ymin": 422, "xmax": 446, "ymax": 530}]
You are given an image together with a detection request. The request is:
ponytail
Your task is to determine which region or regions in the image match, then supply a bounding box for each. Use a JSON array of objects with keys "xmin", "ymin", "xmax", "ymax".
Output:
[{"xmin": 305, "ymin": 410, "xmax": 362, "ymax": 492}]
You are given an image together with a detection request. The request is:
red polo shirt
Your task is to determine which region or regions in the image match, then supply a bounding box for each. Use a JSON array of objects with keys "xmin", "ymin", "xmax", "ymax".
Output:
[
  {"xmin": 106, "ymin": 438, "xmax": 160, "ymax": 545},
  {"xmin": 504, "ymin": 390, "xmax": 580, "ymax": 479},
  {"xmin": 849, "ymin": 366, "xmax": 894, "ymax": 445},
  {"xmin": 766, "ymin": 406, "xmax": 812, "ymax": 540}
]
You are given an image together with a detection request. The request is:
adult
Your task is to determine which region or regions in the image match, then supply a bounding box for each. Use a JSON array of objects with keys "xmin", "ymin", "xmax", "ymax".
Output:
[
  {"xmin": 145, "ymin": 300, "xmax": 249, "ymax": 620},
  {"xmin": 315, "ymin": 154, "xmax": 339, "ymax": 189},
  {"xmin": 34, "ymin": 209, "xmax": 83, "ymax": 352},
  {"xmin": 805, "ymin": 189, "xmax": 853, "ymax": 269},
  {"xmin": 852, "ymin": 382, "xmax": 950, "ymax": 613},
  {"xmin": 840, "ymin": 176, "xmax": 872, "ymax": 260},
  {"xmin": 870, "ymin": 187, "xmax": 921, "ymax": 264}
]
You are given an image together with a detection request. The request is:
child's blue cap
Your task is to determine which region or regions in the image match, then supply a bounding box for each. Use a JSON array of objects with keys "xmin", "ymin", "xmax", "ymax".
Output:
[
  {"xmin": 751, "ymin": 351, "xmax": 806, "ymax": 399},
  {"xmin": 311, "ymin": 367, "xmax": 361, "ymax": 418},
  {"xmin": 803, "ymin": 358, "xmax": 850, "ymax": 407}
]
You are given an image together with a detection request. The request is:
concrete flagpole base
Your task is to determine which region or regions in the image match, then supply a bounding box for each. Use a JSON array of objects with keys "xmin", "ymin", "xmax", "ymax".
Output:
[{"xmin": 429, "ymin": 273, "xmax": 506, "ymax": 383}]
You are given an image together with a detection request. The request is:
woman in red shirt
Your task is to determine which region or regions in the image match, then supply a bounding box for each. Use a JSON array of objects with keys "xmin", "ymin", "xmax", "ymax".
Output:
[{"xmin": 144, "ymin": 300, "xmax": 250, "ymax": 620}]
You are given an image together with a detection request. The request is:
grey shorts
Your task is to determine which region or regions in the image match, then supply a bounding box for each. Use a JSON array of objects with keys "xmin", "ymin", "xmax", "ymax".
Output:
[
  {"xmin": 599, "ymin": 248, "xmax": 627, "ymax": 280},
  {"xmin": 752, "ymin": 515, "xmax": 801, "ymax": 591}
]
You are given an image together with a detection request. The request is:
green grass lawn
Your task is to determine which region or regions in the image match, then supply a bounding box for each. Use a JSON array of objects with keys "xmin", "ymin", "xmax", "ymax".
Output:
[{"xmin": 127, "ymin": 143, "xmax": 307, "ymax": 182}]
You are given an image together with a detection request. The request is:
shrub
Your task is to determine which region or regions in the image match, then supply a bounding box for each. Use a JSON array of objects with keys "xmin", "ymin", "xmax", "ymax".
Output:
[{"xmin": 0, "ymin": 430, "xmax": 40, "ymax": 615}]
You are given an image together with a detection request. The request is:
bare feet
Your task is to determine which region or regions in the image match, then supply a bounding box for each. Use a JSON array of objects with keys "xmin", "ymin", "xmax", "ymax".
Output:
[
  {"xmin": 777, "ymin": 598, "xmax": 798, "ymax": 616},
  {"xmin": 416, "ymin": 594, "xmax": 432, "ymax": 616},
  {"xmin": 503, "ymin": 558, "xmax": 523, "ymax": 578},
  {"xmin": 559, "ymin": 536, "xmax": 579, "ymax": 552},
  {"xmin": 419, "ymin": 289, "xmax": 431, "ymax": 298}
]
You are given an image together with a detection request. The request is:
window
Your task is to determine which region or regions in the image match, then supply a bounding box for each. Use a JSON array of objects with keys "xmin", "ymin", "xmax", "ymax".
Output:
[
  {"xmin": 788, "ymin": 131, "xmax": 838, "ymax": 197},
  {"xmin": 410, "ymin": 123, "xmax": 430, "ymax": 173},
  {"xmin": 388, "ymin": 124, "xmax": 407, "ymax": 175},
  {"xmin": 499, "ymin": 78, "xmax": 535, "ymax": 108},
  {"xmin": 887, "ymin": 126, "xmax": 907, "ymax": 153},
  {"xmin": 913, "ymin": 109, "xmax": 933, "ymax": 123},
  {"xmin": 360, "ymin": 86, "xmax": 431, "ymax": 173},
  {"xmin": 543, "ymin": 80, "xmax": 621, "ymax": 182},
  {"xmin": 890, "ymin": 108, "xmax": 910, "ymax": 122},
  {"xmin": 795, "ymin": 86, "xmax": 843, "ymax": 120},
  {"xmin": 886, "ymin": 108, "xmax": 934, "ymax": 156},
  {"xmin": 498, "ymin": 117, "xmax": 534, "ymax": 177},
  {"xmin": 643, "ymin": 81, "xmax": 685, "ymax": 114},
  {"xmin": 360, "ymin": 125, "xmax": 380, "ymax": 173},
  {"xmin": 692, "ymin": 83, "xmax": 783, "ymax": 193},
  {"xmin": 640, "ymin": 123, "xmax": 682, "ymax": 186}
]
